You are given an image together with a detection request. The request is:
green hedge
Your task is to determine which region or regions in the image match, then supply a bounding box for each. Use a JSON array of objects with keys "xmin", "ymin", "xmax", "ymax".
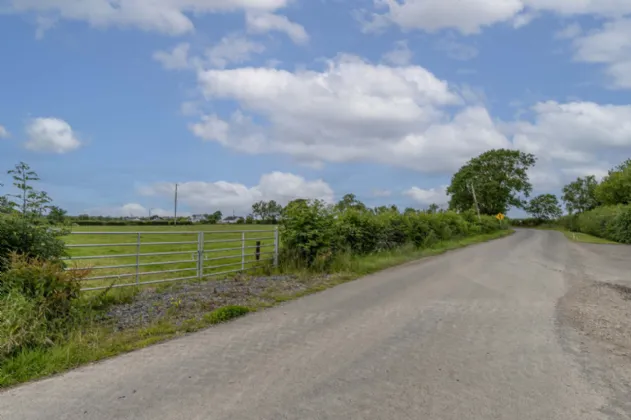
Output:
[
  {"xmin": 280, "ymin": 200, "xmax": 507, "ymax": 267},
  {"xmin": 561, "ymin": 205, "xmax": 631, "ymax": 244}
]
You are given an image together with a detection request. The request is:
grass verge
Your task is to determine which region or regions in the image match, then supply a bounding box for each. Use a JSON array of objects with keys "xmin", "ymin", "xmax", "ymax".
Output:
[
  {"xmin": 535, "ymin": 226, "xmax": 619, "ymax": 245},
  {"xmin": 0, "ymin": 229, "xmax": 513, "ymax": 389}
]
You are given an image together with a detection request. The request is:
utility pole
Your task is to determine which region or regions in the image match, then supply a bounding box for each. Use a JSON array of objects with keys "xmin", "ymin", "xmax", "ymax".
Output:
[
  {"xmin": 174, "ymin": 183, "xmax": 178, "ymax": 226},
  {"xmin": 468, "ymin": 182, "xmax": 482, "ymax": 223}
]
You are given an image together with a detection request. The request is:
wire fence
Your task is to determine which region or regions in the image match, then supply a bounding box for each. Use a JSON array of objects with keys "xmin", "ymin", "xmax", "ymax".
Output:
[{"xmin": 63, "ymin": 228, "xmax": 279, "ymax": 291}]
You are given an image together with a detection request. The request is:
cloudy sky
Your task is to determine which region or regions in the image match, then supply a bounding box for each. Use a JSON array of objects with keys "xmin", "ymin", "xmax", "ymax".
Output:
[{"xmin": 1, "ymin": 0, "xmax": 630, "ymax": 217}]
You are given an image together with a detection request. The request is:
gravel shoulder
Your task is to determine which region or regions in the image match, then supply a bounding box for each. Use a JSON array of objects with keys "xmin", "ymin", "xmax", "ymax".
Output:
[{"xmin": 556, "ymin": 237, "xmax": 631, "ymax": 418}]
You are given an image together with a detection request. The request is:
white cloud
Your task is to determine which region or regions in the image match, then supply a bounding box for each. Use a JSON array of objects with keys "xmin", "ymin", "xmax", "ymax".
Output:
[
  {"xmin": 6, "ymin": 0, "xmax": 289, "ymax": 36},
  {"xmin": 572, "ymin": 19, "xmax": 631, "ymax": 89},
  {"xmin": 153, "ymin": 43, "xmax": 191, "ymax": 70},
  {"xmin": 246, "ymin": 12, "xmax": 309, "ymax": 44},
  {"xmin": 205, "ymin": 34, "xmax": 266, "ymax": 68},
  {"xmin": 0, "ymin": 125, "xmax": 9, "ymax": 138},
  {"xmin": 25, "ymin": 117, "xmax": 81, "ymax": 153},
  {"xmin": 555, "ymin": 22, "xmax": 581, "ymax": 39},
  {"xmin": 86, "ymin": 203, "xmax": 172, "ymax": 218},
  {"xmin": 404, "ymin": 185, "xmax": 449, "ymax": 206},
  {"xmin": 365, "ymin": 0, "xmax": 631, "ymax": 34},
  {"xmin": 508, "ymin": 100, "xmax": 631, "ymax": 188},
  {"xmin": 139, "ymin": 172, "xmax": 334, "ymax": 214},
  {"xmin": 368, "ymin": 0, "xmax": 524, "ymax": 35},
  {"xmin": 382, "ymin": 40, "xmax": 413, "ymax": 65},
  {"xmin": 192, "ymin": 55, "xmax": 511, "ymax": 173}
]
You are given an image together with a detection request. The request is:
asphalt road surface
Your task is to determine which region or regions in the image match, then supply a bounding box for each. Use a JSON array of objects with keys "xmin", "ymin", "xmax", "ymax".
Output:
[{"xmin": 2, "ymin": 229, "xmax": 631, "ymax": 420}]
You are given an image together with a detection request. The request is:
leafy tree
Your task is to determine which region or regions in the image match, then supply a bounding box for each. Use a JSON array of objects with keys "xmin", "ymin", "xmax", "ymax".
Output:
[
  {"xmin": 447, "ymin": 149, "xmax": 536, "ymax": 215},
  {"xmin": 526, "ymin": 194, "xmax": 562, "ymax": 220},
  {"xmin": 403, "ymin": 207, "xmax": 417, "ymax": 215},
  {"xmin": 47, "ymin": 206, "xmax": 67, "ymax": 225},
  {"xmin": 335, "ymin": 193, "xmax": 367, "ymax": 212},
  {"xmin": 251, "ymin": 200, "xmax": 283, "ymax": 223},
  {"xmin": 595, "ymin": 159, "xmax": 631, "ymax": 206},
  {"xmin": 7, "ymin": 162, "xmax": 52, "ymax": 219},
  {"xmin": 427, "ymin": 203, "xmax": 440, "ymax": 214},
  {"xmin": 561, "ymin": 175, "xmax": 600, "ymax": 214}
]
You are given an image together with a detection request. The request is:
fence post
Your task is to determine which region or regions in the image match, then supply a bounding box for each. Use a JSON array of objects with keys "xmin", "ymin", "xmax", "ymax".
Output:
[
  {"xmin": 135, "ymin": 232, "xmax": 141, "ymax": 284},
  {"xmin": 197, "ymin": 232, "xmax": 204, "ymax": 280},
  {"xmin": 241, "ymin": 231, "xmax": 245, "ymax": 271},
  {"xmin": 255, "ymin": 241, "xmax": 261, "ymax": 261},
  {"xmin": 274, "ymin": 226, "xmax": 279, "ymax": 268}
]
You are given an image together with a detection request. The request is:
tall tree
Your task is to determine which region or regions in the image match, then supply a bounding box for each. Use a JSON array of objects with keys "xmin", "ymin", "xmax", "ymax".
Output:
[
  {"xmin": 447, "ymin": 149, "xmax": 536, "ymax": 215},
  {"xmin": 561, "ymin": 175, "xmax": 599, "ymax": 214},
  {"xmin": 427, "ymin": 203, "xmax": 440, "ymax": 214},
  {"xmin": 47, "ymin": 205, "xmax": 67, "ymax": 224},
  {"xmin": 526, "ymin": 194, "xmax": 562, "ymax": 220},
  {"xmin": 335, "ymin": 193, "xmax": 367, "ymax": 212},
  {"xmin": 595, "ymin": 159, "xmax": 631, "ymax": 206},
  {"xmin": 7, "ymin": 162, "xmax": 52, "ymax": 218}
]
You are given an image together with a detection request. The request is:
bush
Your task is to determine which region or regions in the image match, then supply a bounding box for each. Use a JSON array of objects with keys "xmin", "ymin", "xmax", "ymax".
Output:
[
  {"xmin": 565, "ymin": 205, "xmax": 631, "ymax": 244},
  {"xmin": 280, "ymin": 200, "xmax": 507, "ymax": 268},
  {"xmin": 0, "ymin": 254, "xmax": 84, "ymax": 321},
  {"xmin": 0, "ymin": 216, "xmax": 67, "ymax": 273}
]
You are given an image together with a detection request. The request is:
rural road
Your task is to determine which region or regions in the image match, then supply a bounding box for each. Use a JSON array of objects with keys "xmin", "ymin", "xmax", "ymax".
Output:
[{"xmin": 2, "ymin": 229, "xmax": 631, "ymax": 419}]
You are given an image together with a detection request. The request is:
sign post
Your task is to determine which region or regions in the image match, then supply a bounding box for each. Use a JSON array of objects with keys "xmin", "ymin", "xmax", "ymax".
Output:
[{"xmin": 496, "ymin": 212, "xmax": 505, "ymax": 227}]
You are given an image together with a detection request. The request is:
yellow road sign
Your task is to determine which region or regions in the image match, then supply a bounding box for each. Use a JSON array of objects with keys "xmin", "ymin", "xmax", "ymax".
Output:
[{"xmin": 496, "ymin": 213, "xmax": 505, "ymax": 221}]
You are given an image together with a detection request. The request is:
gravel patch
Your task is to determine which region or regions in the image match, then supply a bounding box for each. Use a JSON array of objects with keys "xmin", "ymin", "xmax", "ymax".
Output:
[
  {"xmin": 104, "ymin": 275, "xmax": 312, "ymax": 330},
  {"xmin": 560, "ymin": 281, "xmax": 631, "ymax": 358}
]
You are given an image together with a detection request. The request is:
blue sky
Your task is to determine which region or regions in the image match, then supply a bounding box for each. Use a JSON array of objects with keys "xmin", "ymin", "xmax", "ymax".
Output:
[{"xmin": 1, "ymin": 0, "xmax": 631, "ymax": 217}]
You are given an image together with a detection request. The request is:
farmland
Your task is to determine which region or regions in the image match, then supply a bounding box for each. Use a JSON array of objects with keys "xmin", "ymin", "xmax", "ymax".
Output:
[{"xmin": 63, "ymin": 224, "xmax": 278, "ymax": 290}]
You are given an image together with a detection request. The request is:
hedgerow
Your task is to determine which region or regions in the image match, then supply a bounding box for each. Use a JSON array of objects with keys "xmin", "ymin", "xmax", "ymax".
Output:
[
  {"xmin": 563, "ymin": 205, "xmax": 631, "ymax": 244},
  {"xmin": 280, "ymin": 200, "xmax": 506, "ymax": 268}
]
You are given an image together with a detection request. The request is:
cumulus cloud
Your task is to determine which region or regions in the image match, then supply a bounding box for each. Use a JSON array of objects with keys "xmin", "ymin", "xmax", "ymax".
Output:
[
  {"xmin": 153, "ymin": 43, "xmax": 191, "ymax": 70},
  {"xmin": 85, "ymin": 203, "xmax": 172, "ymax": 218},
  {"xmin": 509, "ymin": 100, "xmax": 631, "ymax": 188},
  {"xmin": 5, "ymin": 0, "xmax": 289, "ymax": 36},
  {"xmin": 25, "ymin": 117, "xmax": 81, "ymax": 153},
  {"xmin": 572, "ymin": 19, "xmax": 631, "ymax": 89},
  {"xmin": 0, "ymin": 125, "xmax": 9, "ymax": 138},
  {"xmin": 382, "ymin": 40, "xmax": 413, "ymax": 65},
  {"xmin": 404, "ymin": 185, "xmax": 449, "ymax": 206},
  {"xmin": 192, "ymin": 55, "xmax": 510, "ymax": 173},
  {"xmin": 245, "ymin": 12, "xmax": 309, "ymax": 44},
  {"xmin": 363, "ymin": 0, "xmax": 631, "ymax": 34},
  {"xmin": 138, "ymin": 172, "xmax": 334, "ymax": 214},
  {"xmin": 205, "ymin": 34, "xmax": 266, "ymax": 68}
]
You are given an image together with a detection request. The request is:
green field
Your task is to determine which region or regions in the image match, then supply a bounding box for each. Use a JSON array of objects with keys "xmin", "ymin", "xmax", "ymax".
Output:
[{"xmin": 64, "ymin": 225, "xmax": 278, "ymax": 290}]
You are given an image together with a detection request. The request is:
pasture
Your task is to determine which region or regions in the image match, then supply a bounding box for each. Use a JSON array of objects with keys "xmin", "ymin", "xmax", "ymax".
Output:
[{"xmin": 63, "ymin": 224, "xmax": 278, "ymax": 290}]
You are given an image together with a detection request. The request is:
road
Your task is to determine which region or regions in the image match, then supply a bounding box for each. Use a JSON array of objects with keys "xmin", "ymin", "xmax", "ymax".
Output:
[{"xmin": 2, "ymin": 229, "xmax": 631, "ymax": 419}]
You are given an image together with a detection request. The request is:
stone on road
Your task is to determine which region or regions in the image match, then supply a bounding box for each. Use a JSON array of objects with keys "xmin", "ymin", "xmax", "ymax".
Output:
[{"xmin": 2, "ymin": 230, "xmax": 630, "ymax": 419}]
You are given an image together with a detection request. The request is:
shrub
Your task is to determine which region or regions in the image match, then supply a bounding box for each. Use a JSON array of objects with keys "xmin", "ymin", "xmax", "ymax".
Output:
[
  {"xmin": 565, "ymin": 205, "xmax": 631, "ymax": 244},
  {"xmin": 0, "ymin": 216, "xmax": 67, "ymax": 273},
  {"xmin": 280, "ymin": 201, "xmax": 506, "ymax": 267},
  {"xmin": 0, "ymin": 254, "xmax": 84, "ymax": 321},
  {"xmin": 203, "ymin": 305, "xmax": 250, "ymax": 324},
  {"xmin": 280, "ymin": 199, "xmax": 338, "ymax": 267}
]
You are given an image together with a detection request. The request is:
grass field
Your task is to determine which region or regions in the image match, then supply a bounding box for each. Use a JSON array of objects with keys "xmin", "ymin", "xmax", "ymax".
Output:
[{"xmin": 64, "ymin": 224, "xmax": 278, "ymax": 290}]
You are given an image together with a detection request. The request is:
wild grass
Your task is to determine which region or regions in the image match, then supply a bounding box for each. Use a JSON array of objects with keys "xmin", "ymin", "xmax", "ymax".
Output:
[{"xmin": 534, "ymin": 226, "xmax": 619, "ymax": 245}]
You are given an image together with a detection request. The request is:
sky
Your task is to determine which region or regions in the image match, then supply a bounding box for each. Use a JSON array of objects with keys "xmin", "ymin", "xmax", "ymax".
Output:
[{"xmin": 1, "ymin": 0, "xmax": 630, "ymax": 218}]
